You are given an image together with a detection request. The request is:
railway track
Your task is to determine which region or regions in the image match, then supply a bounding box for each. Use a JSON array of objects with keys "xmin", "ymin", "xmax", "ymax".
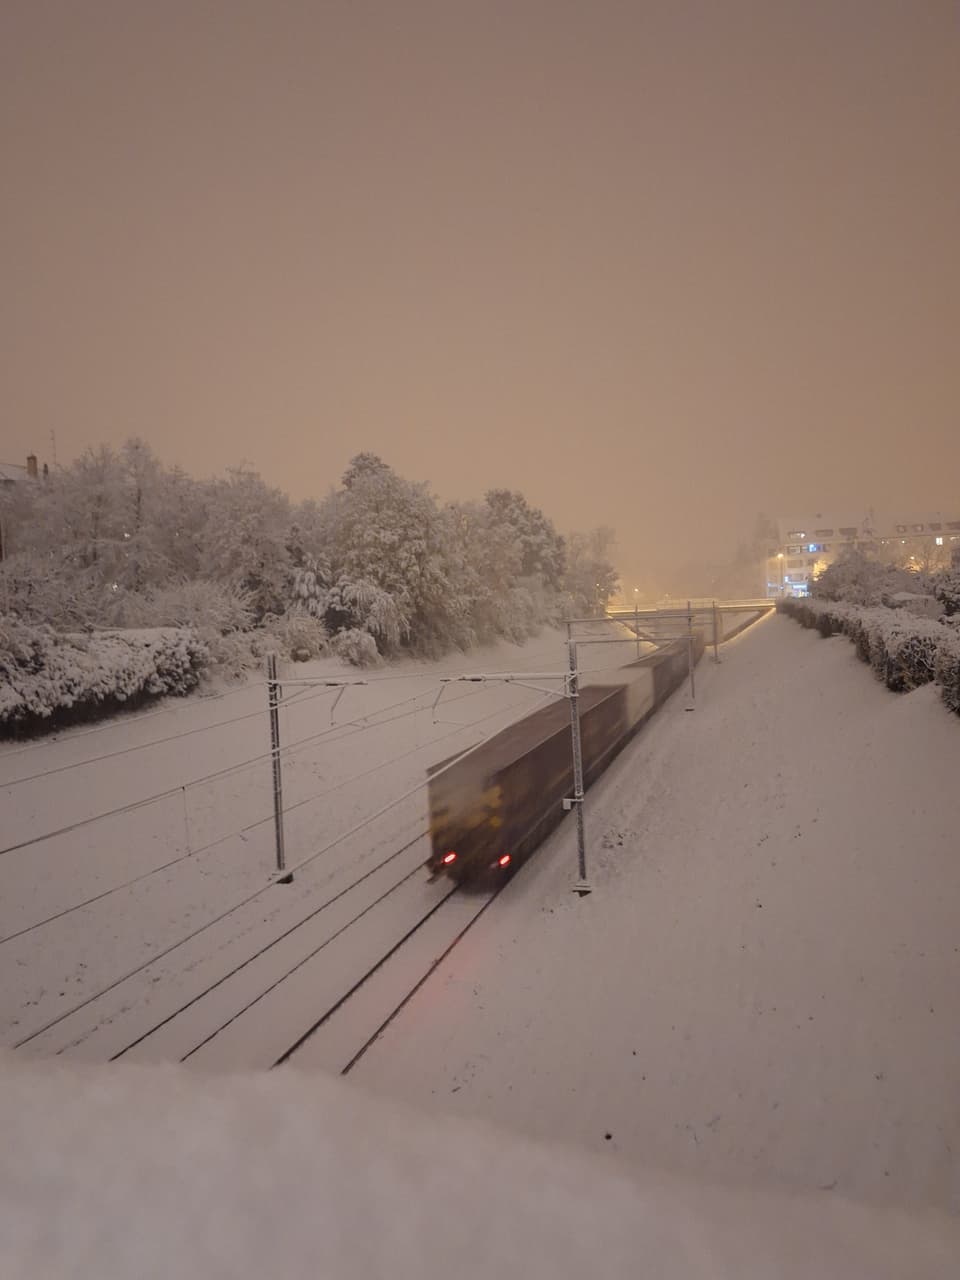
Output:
[
  {"xmin": 29, "ymin": 828, "xmax": 502, "ymax": 1074},
  {"xmin": 276, "ymin": 880, "xmax": 501, "ymax": 1074}
]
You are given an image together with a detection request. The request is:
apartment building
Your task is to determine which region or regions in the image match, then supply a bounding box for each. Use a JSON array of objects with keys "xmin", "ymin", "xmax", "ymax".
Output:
[{"xmin": 765, "ymin": 511, "xmax": 960, "ymax": 597}]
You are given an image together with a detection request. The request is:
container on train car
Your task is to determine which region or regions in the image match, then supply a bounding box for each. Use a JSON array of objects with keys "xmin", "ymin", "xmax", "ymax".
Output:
[{"xmin": 425, "ymin": 634, "xmax": 704, "ymax": 885}]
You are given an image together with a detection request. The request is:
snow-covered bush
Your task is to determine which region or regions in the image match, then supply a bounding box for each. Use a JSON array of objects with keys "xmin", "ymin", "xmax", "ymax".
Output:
[
  {"xmin": 105, "ymin": 579, "xmax": 254, "ymax": 633},
  {"xmin": 0, "ymin": 550, "xmax": 107, "ymax": 630},
  {"xmin": 935, "ymin": 638, "xmax": 960, "ymax": 713},
  {"xmin": 934, "ymin": 566, "xmax": 960, "ymax": 618},
  {"xmin": 0, "ymin": 617, "xmax": 210, "ymax": 735},
  {"xmin": 261, "ymin": 612, "xmax": 329, "ymax": 662},
  {"xmin": 812, "ymin": 549, "xmax": 936, "ymax": 607},
  {"xmin": 324, "ymin": 579, "xmax": 410, "ymax": 651},
  {"xmin": 778, "ymin": 597, "xmax": 960, "ymax": 714},
  {"xmin": 331, "ymin": 628, "xmax": 380, "ymax": 668}
]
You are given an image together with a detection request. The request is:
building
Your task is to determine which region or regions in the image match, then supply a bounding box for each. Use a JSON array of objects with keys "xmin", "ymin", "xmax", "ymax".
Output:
[
  {"xmin": 0, "ymin": 454, "xmax": 41, "ymax": 561},
  {"xmin": 765, "ymin": 511, "xmax": 960, "ymax": 597},
  {"xmin": 0, "ymin": 455, "xmax": 38, "ymax": 486}
]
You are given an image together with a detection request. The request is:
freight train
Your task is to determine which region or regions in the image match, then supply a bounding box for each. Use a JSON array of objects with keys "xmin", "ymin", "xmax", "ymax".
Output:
[{"xmin": 425, "ymin": 633, "xmax": 704, "ymax": 884}]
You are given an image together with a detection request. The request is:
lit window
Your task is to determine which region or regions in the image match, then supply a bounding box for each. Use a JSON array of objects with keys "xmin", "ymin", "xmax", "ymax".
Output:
[{"xmin": 936, "ymin": 536, "xmax": 944, "ymax": 546}]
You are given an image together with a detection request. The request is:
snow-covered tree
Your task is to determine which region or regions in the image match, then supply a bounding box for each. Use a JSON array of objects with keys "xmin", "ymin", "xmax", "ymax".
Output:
[
  {"xmin": 563, "ymin": 527, "xmax": 620, "ymax": 616},
  {"xmin": 484, "ymin": 489, "xmax": 567, "ymax": 590},
  {"xmin": 198, "ymin": 466, "xmax": 293, "ymax": 618},
  {"xmin": 320, "ymin": 455, "xmax": 452, "ymax": 653},
  {"xmin": 813, "ymin": 547, "xmax": 938, "ymax": 606},
  {"xmin": 439, "ymin": 500, "xmax": 525, "ymax": 644}
]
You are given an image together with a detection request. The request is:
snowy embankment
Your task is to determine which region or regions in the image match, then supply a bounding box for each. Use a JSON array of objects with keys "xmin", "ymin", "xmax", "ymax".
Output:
[
  {"xmin": 2, "ymin": 1052, "xmax": 956, "ymax": 1280},
  {"xmin": 0, "ymin": 620, "xmax": 209, "ymax": 733},
  {"xmin": 346, "ymin": 614, "xmax": 960, "ymax": 1215},
  {"xmin": 778, "ymin": 596, "xmax": 960, "ymax": 712},
  {"xmin": 0, "ymin": 623, "xmax": 641, "ymax": 1059}
]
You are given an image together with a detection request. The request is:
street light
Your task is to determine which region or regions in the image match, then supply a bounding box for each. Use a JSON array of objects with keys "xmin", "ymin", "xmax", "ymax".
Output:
[{"xmin": 777, "ymin": 553, "xmax": 784, "ymax": 595}]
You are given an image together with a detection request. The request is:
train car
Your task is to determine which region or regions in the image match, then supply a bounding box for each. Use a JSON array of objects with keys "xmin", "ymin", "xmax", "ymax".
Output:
[{"xmin": 425, "ymin": 634, "xmax": 703, "ymax": 885}]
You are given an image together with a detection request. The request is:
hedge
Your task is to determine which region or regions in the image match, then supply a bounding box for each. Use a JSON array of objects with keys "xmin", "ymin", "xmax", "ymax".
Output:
[
  {"xmin": 0, "ymin": 618, "xmax": 210, "ymax": 736},
  {"xmin": 777, "ymin": 598, "xmax": 960, "ymax": 715}
]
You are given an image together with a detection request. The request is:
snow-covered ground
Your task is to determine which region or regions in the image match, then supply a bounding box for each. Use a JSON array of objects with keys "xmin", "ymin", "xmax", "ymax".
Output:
[
  {"xmin": 3, "ymin": 1051, "xmax": 957, "ymax": 1280},
  {"xmin": 0, "ymin": 622, "xmax": 643, "ymax": 1058},
  {"xmin": 3, "ymin": 609, "xmax": 957, "ymax": 1224},
  {"xmin": 340, "ymin": 614, "xmax": 960, "ymax": 1214}
]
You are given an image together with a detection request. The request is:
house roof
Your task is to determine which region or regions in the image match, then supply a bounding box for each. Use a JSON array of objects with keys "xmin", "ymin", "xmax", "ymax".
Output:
[{"xmin": 0, "ymin": 461, "xmax": 29, "ymax": 483}]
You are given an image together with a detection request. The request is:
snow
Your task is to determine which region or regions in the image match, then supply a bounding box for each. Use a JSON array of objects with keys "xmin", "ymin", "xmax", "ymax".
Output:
[
  {"xmin": 342, "ymin": 614, "xmax": 960, "ymax": 1214},
  {"xmin": 3, "ymin": 610, "xmax": 958, "ymax": 1230},
  {"xmin": 0, "ymin": 622, "xmax": 640, "ymax": 1057},
  {"xmin": 0, "ymin": 622, "xmax": 208, "ymax": 725},
  {"xmin": 2, "ymin": 1052, "xmax": 958, "ymax": 1280}
]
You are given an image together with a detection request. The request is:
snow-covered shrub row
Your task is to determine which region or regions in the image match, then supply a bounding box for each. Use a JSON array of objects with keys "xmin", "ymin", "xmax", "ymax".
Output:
[
  {"xmin": 0, "ymin": 617, "xmax": 210, "ymax": 734},
  {"xmin": 778, "ymin": 598, "xmax": 960, "ymax": 714}
]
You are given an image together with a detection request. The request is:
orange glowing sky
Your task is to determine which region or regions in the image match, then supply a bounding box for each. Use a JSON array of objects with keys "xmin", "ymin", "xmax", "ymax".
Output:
[{"xmin": 2, "ymin": 1, "xmax": 958, "ymax": 588}]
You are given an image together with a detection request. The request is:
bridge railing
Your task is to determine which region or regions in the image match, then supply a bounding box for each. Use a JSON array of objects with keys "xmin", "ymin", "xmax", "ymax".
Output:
[{"xmin": 597, "ymin": 597, "xmax": 774, "ymax": 659}]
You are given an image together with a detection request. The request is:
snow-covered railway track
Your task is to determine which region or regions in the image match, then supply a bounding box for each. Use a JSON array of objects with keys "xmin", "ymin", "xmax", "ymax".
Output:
[
  {"xmin": 115, "ymin": 867, "xmax": 498, "ymax": 1075},
  {"xmin": 10, "ymin": 826, "xmax": 431, "ymax": 1064},
  {"xmin": 277, "ymin": 882, "xmax": 501, "ymax": 1074},
  {"xmin": 110, "ymin": 833, "xmax": 452, "ymax": 1070}
]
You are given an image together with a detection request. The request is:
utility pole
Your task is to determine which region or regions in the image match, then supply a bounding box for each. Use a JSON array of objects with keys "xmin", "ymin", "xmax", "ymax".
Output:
[
  {"xmin": 266, "ymin": 653, "xmax": 290, "ymax": 881},
  {"xmin": 566, "ymin": 639, "xmax": 591, "ymax": 896}
]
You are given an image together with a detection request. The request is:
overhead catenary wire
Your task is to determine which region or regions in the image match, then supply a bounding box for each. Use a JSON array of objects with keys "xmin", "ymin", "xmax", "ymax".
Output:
[
  {"xmin": 271, "ymin": 881, "xmax": 464, "ymax": 1070},
  {"xmin": 112, "ymin": 831, "xmax": 431, "ymax": 1062},
  {"xmin": 3, "ymin": 650, "xmax": 616, "ymax": 860},
  {"xmin": 0, "ymin": 744, "xmax": 280, "ymax": 858},
  {"xmin": 0, "ymin": 679, "xmax": 270, "ymax": 762},
  {"xmin": 12, "ymin": 693, "xmax": 539, "ymax": 1052},
  {"xmin": 0, "ymin": 671, "xmax": 432, "ymax": 788},
  {"xmin": 0, "ymin": 627, "xmax": 601, "ymax": 769},
  {"xmin": 0, "ymin": 686, "xmax": 436, "ymax": 856},
  {"xmin": 0, "ymin": 664, "xmax": 475, "ymax": 794},
  {"xmin": 0, "ymin": 691, "xmax": 515, "ymax": 945},
  {"xmin": 0, "ymin": 638, "xmax": 587, "ymax": 784},
  {"xmin": 0, "ymin": 820, "xmax": 239, "ymax": 946},
  {"xmin": 0, "ymin": 702, "xmax": 277, "ymax": 788}
]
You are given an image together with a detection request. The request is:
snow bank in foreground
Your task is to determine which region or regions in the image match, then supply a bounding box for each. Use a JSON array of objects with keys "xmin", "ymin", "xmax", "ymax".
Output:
[
  {"xmin": 1, "ymin": 1054, "xmax": 956, "ymax": 1280},
  {"xmin": 0, "ymin": 619, "xmax": 210, "ymax": 733}
]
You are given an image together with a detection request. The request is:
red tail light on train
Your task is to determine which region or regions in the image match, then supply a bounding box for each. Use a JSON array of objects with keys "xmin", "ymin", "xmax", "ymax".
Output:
[
  {"xmin": 442, "ymin": 851, "xmax": 457, "ymax": 865},
  {"xmin": 498, "ymin": 854, "xmax": 511, "ymax": 867}
]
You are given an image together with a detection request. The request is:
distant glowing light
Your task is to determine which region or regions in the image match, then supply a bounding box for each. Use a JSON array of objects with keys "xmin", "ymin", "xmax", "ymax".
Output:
[
  {"xmin": 498, "ymin": 854, "xmax": 511, "ymax": 867},
  {"xmin": 442, "ymin": 852, "xmax": 457, "ymax": 865}
]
